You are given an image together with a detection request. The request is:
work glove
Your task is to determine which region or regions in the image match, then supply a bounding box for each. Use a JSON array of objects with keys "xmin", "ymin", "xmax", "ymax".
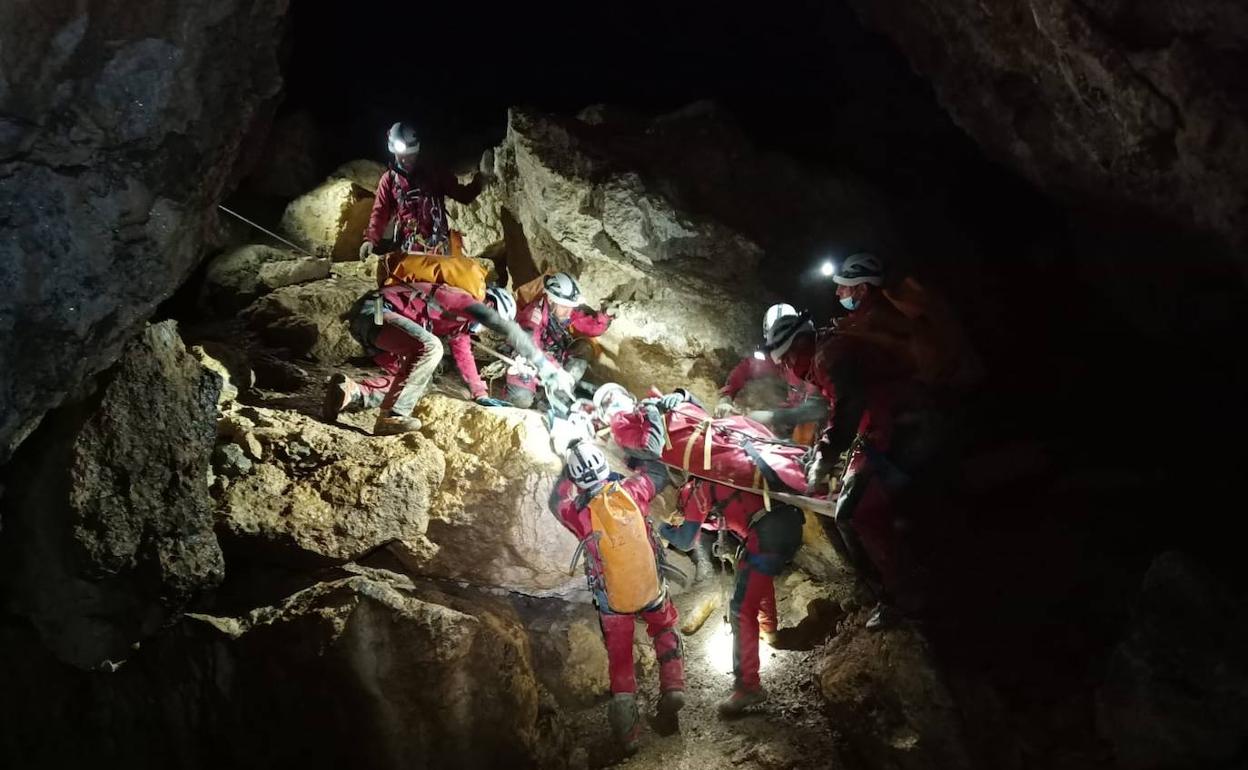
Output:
[
  {"xmin": 359, "ymin": 240, "xmax": 375, "ymax": 261},
  {"xmin": 804, "ymin": 448, "xmax": 833, "ymax": 495},
  {"xmin": 657, "ymin": 391, "xmax": 687, "ymax": 412},
  {"xmin": 748, "ymin": 410, "xmax": 775, "ymax": 425},
  {"xmin": 475, "ymin": 396, "xmax": 511, "ymax": 408},
  {"xmin": 714, "ymin": 397, "xmax": 737, "ymax": 418},
  {"xmin": 538, "ymin": 362, "xmax": 577, "ymax": 404}
]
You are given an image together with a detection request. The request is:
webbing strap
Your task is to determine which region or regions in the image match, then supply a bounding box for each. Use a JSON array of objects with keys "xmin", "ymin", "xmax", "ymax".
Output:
[
  {"xmin": 681, "ymin": 420, "xmax": 706, "ymax": 471},
  {"xmin": 702, "ymin": 418, "xmax": 713, "ymax": 471}
]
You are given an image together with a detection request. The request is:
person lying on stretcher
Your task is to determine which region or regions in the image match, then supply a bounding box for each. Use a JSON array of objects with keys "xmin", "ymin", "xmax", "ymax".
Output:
[{"xmin": 590, "ymin": 382, "xmax": 820, "ymax": 497}]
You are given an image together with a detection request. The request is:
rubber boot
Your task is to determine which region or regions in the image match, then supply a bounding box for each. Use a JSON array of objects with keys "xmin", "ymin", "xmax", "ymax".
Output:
[
  {"xmin": 717, "ymin": 685, "xmax": 767, "ymax": 718},
  {"xmin": 607, "ymin": 693, "xmax": 641, "ymax": 754},
  {"xmin": 323, "ymin": 373, "xmax": 360, "ymax": 423},
  {"xmin": 655, "ymin": 689, "xmax": 685, "ymax": 734},
  {"xmin": 374, "ymin": 414, "xmax": 423, "ymax": 436},
  {"xmin": 692, "ymin": 539, "xmax": 714, "ymax": 584}
]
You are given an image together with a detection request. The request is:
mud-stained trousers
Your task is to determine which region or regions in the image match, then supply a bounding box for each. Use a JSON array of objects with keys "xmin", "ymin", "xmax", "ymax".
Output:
[
  {"xmin": 728, "ymin": 504, "xmax": 804, "ymax": 690},
  {"xmin": 365, "ymin": 312, "xmax": 443, "ymax": 417},
  {"xmin": 598, "ymin": 597, "xmax": 685, "ymax": 695}
]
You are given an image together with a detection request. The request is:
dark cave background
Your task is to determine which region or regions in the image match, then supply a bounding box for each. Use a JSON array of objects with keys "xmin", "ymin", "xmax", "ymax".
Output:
[{"xmin": 272, "ymin": 0, "xmax": 1248, "ymax": 743}]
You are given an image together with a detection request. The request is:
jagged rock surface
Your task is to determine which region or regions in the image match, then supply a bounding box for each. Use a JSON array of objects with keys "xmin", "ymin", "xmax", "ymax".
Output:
[
  {"xmin": 819, "ymin": 619, "xmax": 974, "ymax": 770},
  {"xmin": 1096, "ymin": 552, "xmax": 1248, "ymax": 769},
  {"xmin": 0, "ymin": 568, "xmax": 568, "ymax": 770},
  {"xmin": 241, "ymin": 275, "xmax": 372, "ymax": 363},
  {"xmin": 280, "ymin": 176, "xmax": 374, "ymax": 260},
  {"xmin": 0, "ymin": 322, "xmax": 224, "ymax": 669},
  {"xmin": 202, "ymin": 243, "xmax": 331, "ymax": 311},
  {"xmin": 847, "ymin": 0, "xmax": 1248, "ymax": 254},
  {"xmin": 216, "ymin": 396, "xmax": 580, "ymax": 595},
  {"xmin": 0, "ymin": 0, "xmax": 289, "ymax": 460}
]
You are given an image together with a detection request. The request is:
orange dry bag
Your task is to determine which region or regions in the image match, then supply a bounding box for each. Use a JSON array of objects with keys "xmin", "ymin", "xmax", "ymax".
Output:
[{"xmin": 588, "ymin": 483, "xmax": 662, "ymax": 613}]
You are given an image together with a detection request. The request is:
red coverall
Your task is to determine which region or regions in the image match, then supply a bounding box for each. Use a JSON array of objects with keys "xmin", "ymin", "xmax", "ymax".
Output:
[
  {"xmin": 355, "ymin": 283, "xmax": 491, "ymax": 413},
  {"xmin": 364, "ymin": 163, "xmax": 482, "ymax": 253},
  {"xmin": 506, "ymin": 296, "xmax": 611, "ymax": 405},
  {"xmin": 785, "ymin": 292, "xmax": 922, "ymax": 592},
  {"xmin": 552, "ymin": 473, "xmax": 684, "ymax": 696},
  {"xmin": 662, "ymin": 481, "xmax": 804, "ymax": 690}
]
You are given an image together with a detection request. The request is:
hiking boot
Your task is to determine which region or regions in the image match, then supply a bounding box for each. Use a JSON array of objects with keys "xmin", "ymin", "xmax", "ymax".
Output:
[
  {"xmin": 373, "ymin": 414, "xmax": 423, "ymax": 436},
  {"xmin": 607, "ymin": 693, "xmax": 641, "ymax": 754},
  {"xmin": 323, "ymin": 373, "xmax": 359, "ymax": 423},
  {"xmin": 655, "ymin": 689, "xmax": 685, "ymax": 732},
  {"xmin": 692, "ymin": 542, "xmax": 714, "ymax": 584},
  {"xmin": 865, "ymin": 603, "xmax": 901, "ymax": 632},
  {"xmin": 717, "ymin": 685, "xmax": 767, "ymax": 718}
]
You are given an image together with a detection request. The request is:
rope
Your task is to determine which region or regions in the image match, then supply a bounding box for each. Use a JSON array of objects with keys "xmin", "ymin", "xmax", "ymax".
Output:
[{"xmin": 217, "ymin": 205, "xmax": 313, "ymax": 256}]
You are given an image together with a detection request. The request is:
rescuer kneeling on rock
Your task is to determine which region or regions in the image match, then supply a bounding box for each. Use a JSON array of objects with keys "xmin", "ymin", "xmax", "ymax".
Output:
[
  {"xmin": 328, "ymin": 282, "xmax": 574, "ymax": 435},
  {"xmin": 661, "ymin": 479, "xmax": 804, "ymax": 716},
  {"xmin": 551, "ymin": 440, "xmax": 685, "ymax": 755},
  {"xmin": 507, "ymin": 272, "xmax": 612, "ymax": 408},
  {"xmin": 359, "ymin": 121, "xmax": 491, "ymax": 259}
]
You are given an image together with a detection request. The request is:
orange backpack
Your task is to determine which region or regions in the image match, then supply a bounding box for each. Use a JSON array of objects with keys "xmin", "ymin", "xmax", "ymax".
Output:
[
  {"xmin": 376, "ymin": 231, "xmax": 487, "ymax": 300},
  {"xmin": 588, "ymin": 483, "xmax": 662, "ymax": 614}
]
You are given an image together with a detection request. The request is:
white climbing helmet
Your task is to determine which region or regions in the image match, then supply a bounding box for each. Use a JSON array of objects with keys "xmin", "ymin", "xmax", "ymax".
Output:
[
  {"xmin": 387, "ymin": 122, "xmax": 420, "ymax": 156},
  {"xmin": 565, "ymin": 439, "xmax": 610, "ymax": 488},
  {"xmin": 762, "ymin": 303, "xmax": 798, "ymax": 337},
  {"xmin": 551, "ymin": 410, "xmax": 597, "ymax": 455},
  {"xmin": 832, "ymin": 253, "xmax": 885, "ymax": 287},
  {"xmin": 763, "ymin": 312, "xmax": 815, "ymax": 363},
  {"xmin": 544, "ymin": 272, "xmax": 583, "ymax": 307},
  {"xmin": 485, "ymin": 285, "xmax": 517, "ymax": 322},
  {"xmin": 593, "ymin": 383, "xmax": 636, "ymax": 419}
]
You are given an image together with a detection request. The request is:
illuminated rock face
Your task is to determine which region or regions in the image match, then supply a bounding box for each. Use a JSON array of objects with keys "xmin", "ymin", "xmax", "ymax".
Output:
[
  {"xmin": 0, "ymin": 0, "xmax": 289, "ymax": 461},
  {"xmin": 215, "ymin": 395, "xmax": 580, "ymax": 596},
  {"xmin": 279, "ymin": 176, "xmax": 375, "ymax": 260}
]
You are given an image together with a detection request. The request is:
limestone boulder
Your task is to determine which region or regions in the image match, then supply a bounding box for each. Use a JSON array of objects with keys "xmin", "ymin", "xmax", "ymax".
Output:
[
  {"xmin": 241, "ymin": 275, "xmax": 372, "ymax": 363},
  {"xmin": 279, "ymin": 176, "xmax": 374, "ymax": 260},
  {"xmin": 1096, "ymin": 552, "xmax": 1248, "ymax": 769},
  {"xmin": 446, "ymin": 106, "xmax": 907, "ymax": 403},
  {"xmin": 0, "ymin": 569, "xmax": 569, "ymax": 769},
  {"xmin": 0, "ymin": 322, "xmax": 224, "ymax": 669},
  {"xmin": 819, "ymin": 619, "xmax": 974, "ymax": 770},
  {"xmin": 216, "ymin": 396, "xmax": 580, "ymax": 595},
  {"xmin": 202, "ymin": 243, "xmax": 331, "ymax": 312},
  {"xmin": 0, "ymin": 0, "xmax": 288, "ymax": 460}
]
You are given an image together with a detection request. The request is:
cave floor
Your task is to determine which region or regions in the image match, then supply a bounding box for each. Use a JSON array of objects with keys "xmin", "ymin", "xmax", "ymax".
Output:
[{"xmin": 565, "ymin": 579, "xmax": 842, "ymax": 770}]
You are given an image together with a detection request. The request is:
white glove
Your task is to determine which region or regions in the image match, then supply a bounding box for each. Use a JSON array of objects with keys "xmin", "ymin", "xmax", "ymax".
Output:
[
  {"xmin": 657, "ymin": 392, "xmax": 686, "ymax": 412},
  {"xmin": 538, "ymin": 362, "xmax": 576, "ymax": 404},
  {"xmin": 359, "ymin": 241, "xmax": 375, "ymax": 261},
  {"xmin": 748, "ymin": 410, "xmax": 775, "ymax": 425},
  {"xmin": 714, "ymin": 397, "xmax": 736, "ymax": 418},
  {"xmin": 507, "ymin": 359, "xmax": 538, "ymax": 379}
]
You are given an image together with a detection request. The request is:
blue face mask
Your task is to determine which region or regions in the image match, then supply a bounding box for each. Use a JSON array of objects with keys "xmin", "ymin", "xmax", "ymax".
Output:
[{"xmin": 839, "ymin": 295, "xmax": 859, "ymax": 311}]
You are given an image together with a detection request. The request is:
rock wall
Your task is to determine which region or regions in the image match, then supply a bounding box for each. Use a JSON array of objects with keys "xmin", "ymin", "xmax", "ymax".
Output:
[
  {"xmin": 0, "ymin": 0, "xmax": 289, "ymax": 460},
  {"xmin": 449, "ymin": 105, "xmax": 904, "ymax": 401},
  {"xmin": 0, "ymin": 322, "xmax": 224, "ymax": 670},
  {"xmin": 1097, "ymin": 552, "xmax": 1248, "ymax": 769},
  {"xmin": 846, "ymin": 0, "xmax": 1248, "ymax": 256}
]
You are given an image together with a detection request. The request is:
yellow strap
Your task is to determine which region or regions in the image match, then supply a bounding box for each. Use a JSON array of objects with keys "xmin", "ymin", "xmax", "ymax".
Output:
[
  {"xmin": 662, "ymin": 412, "xmax": 673, "ymax": 451},
  {"xmin": 761, "ymin": 475, "xmax": 772, "ymax": 512},
  {"xmin": 681, "ymin": 420, "xmax": 705, "ymax": 472},
  {"xmin": 702, "ymin": 418, "xmax": 713, "ymax": 471}
]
